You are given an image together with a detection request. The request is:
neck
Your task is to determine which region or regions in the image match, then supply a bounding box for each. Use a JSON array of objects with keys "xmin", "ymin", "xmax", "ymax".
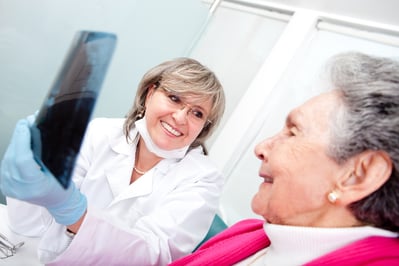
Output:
[
  {"xmin": 136, "ymin": 138, "xmax": 162, "ymax": 166},
  {"xmin": 132, "ymin": 138, "xmax": 162, "ymax": 182}
]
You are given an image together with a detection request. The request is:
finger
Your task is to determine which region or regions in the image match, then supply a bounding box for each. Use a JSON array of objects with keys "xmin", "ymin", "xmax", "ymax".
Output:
[
  {"xmin": 7, "ymin": 120, "xmax": 45, "ymax": 181},
  {"xmin": 7, "ymin": 119, "xmax": 38, "ymax": 171},
  {"xmin": 11, "ymin": 119, "xmax": 32, "ymax": 157},
  {"xmin": 0, "ymin": 119, "xmax": 31, "ymax": 193},
  {"xmin": 26, "ymin": 112, "xmax": 38, "ymax": 126}
]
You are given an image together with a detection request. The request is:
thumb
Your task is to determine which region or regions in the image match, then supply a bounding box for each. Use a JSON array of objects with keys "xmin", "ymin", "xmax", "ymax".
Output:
[
  {"xmin": 1, "ymin": 119, "xmax": 34, "ymax": 187},
  {"xmin": 26, "ymin": 111, "xmax": 39, "ymax": 126},
  {"xmin": 5, "ymin": 119, "xmax": 35, "ymax": 166}
]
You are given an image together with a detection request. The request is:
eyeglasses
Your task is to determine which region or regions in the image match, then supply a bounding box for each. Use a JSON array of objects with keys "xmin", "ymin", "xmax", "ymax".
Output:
[
  {"xmin": 0, "ymin": 232, "xmax": 24, "ymax": 259},
  {"xmin": 158, "ymin": 86, "xmax": 212, "ymax": 125}
]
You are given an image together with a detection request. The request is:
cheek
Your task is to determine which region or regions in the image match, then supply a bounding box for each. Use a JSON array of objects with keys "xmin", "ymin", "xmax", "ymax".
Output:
[
  {"xmin": 252, "ymin": 142, "xmax": 337, "ymax": 223},
  {"xmin": 251, "ymin": 167, "xmax": 327, "ymax": 223},
  {"xmin": 251, "ymin": 186, "xmax": 270, "ymax": 216},
  {"xmin": 190, "ymin": 125, "xmax": 205, "ymax": 139}
]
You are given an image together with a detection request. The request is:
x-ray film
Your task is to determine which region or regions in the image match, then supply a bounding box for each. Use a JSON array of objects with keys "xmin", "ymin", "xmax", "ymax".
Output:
[{"xmin": 30, "ymin": 31, "xmax": 117, "ymax": 188}]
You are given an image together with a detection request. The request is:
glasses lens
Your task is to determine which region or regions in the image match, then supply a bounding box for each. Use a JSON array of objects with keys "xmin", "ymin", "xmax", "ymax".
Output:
[
  {"xmin": 0, "ymin": 246, "xmax": 11, "ymax": 259},
  {"xmin": 159, "ymin": 86, "xmax": 209, "ymax": 124},
  {"xmin": 0, "ymin": 233, "xmax": 24, "ymax": 259}
]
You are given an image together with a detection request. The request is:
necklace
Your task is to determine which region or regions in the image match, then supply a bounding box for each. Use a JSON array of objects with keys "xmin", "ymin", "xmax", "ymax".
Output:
[{"xmin": 133, "ymin": 166, "xmax": 146, "ymax": 175}]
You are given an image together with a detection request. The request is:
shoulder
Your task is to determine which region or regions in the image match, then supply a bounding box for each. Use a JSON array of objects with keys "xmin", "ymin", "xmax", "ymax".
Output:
[
  {"xmin": 81, "ymin": 118, "xmax": 127, "ymax": 150},
  {"xmin": 171, "ymin": 147, "xmax": 224, "ymax": 182},
  {"xmin": 197, "ymin": 218, "xmax": 268, "ymax": 251},
  {"xmin": 87, "ymin": 117, "xmax": 125, "ymax": 132},
  {"xmin": 226, "ymin": 219, "xmax": 265, "ymax": 235},
  {"xmin": 202, "ymin": 219, "xmax": 264, "ymax": 243},
  {"xmin": 309, "ymin": 236, "xmax": 399, "ymax": 264},
  {"xmin": 85, "ymin": 118, "xmax": 125, "ymax": 139},
  {"xmin": 158, "ymin": 147, "xmax": 224, "ymax": 186},
  {"xmin": 182, "ymin": 147, "xmax": 219, "ymax": 171}
]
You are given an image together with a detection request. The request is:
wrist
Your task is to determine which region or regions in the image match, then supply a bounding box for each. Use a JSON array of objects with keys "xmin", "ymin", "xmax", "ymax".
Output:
[
  {"xmin": 65, "ymin": 228, "xmax": 76, "ymax": 238},
  {"xmin": 66, "ymin": 210, "xmax": 86, "ymax": 234},
  {"xmin": 48, "ymin": 188, "xmax": 87, "ymax": 225}
]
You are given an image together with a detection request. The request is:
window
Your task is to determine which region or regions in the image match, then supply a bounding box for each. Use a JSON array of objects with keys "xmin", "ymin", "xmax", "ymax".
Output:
[
  {"xmin": 190, "ymin": 0, "xmax": 290, "ymax": 146},
  {"xmin": 214, "ymin": 6, "xmax": 399, "ymax": 225}
]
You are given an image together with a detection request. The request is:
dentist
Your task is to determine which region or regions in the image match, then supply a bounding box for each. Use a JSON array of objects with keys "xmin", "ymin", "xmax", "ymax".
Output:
[{"xmin": 0, "ymin": 57, "xmax": 226, "ymax": 265}]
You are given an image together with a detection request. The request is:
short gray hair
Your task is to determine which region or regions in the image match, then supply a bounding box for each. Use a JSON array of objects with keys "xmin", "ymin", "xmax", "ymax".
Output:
[{"xmin": 327, "ymin": 52, "xmax": 399, "ymax": 232}]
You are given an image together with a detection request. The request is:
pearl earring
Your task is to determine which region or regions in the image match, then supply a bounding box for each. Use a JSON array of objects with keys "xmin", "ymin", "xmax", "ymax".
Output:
[
  {"xmin": 136, "ymin": 107, "xmax": 146, "ymax": 119},
  {"xmin": 328, "ymin": 191, "xmax": 338, "ymax": 203}
]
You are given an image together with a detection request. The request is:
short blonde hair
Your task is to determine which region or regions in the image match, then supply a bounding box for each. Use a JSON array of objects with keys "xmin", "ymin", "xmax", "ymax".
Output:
[{"xmin": 124, "ymin": 57, "xmax": 225, "ymax": 153}]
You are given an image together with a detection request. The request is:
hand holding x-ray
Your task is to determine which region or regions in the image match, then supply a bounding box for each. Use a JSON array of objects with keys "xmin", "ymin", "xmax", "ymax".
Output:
[{"xmin": 0, "ymin": 118, "xmax": 87, "ymax": 226}]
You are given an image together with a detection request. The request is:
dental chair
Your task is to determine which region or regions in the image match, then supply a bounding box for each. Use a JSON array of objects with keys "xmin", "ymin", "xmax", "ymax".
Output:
[{"xmin": 193, "ymin": 214, "xmax": 227, "ymax": 251}]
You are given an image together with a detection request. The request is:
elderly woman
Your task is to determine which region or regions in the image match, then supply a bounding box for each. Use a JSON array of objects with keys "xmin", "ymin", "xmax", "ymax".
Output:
[{"xmin": 170, "ymin": 52, "xmax": 399, "ymax": 265}]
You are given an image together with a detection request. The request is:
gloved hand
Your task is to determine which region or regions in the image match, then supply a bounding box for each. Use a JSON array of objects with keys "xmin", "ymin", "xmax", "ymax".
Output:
[{"xmin": 0, "ymin": 118, "xmax": 87, "ymax": 226}]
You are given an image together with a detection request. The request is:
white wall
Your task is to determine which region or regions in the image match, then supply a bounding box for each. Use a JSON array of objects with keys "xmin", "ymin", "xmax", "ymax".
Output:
[
  {"xmin": 263, "ymin": 0, "xmax": 399, "ymax": 26},
  {"xmin": 195, "ymin": 0, "xmax": 399, "ymax": 224},
  {"xmin": 0, "ymin": 0, "xmax": 210, "ymax": 158},
  {"xmin": 0, "ymin": 0, "xmax": 211, "ymax": 204},
  {"xmin": 2, "ymin": 0, "xmax": 399, "ymax": 213}
]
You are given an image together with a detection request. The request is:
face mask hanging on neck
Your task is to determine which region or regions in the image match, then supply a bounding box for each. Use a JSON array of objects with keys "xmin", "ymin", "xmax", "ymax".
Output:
[{"xmin": 134, "ymin": 117, "xmax": 189, "ymax": 159}]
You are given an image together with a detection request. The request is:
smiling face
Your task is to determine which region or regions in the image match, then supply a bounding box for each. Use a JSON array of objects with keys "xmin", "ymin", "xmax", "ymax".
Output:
[
  {"xmin": 144, "ymin": 87, "xmax": 212, "ymax": 150},
  {"xmin": 251, "ymin": 91, "xmax": 349, "ymax": 227}
]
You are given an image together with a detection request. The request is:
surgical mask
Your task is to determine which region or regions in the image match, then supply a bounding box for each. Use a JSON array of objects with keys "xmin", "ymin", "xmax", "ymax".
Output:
[{"xmin": 134, "ymin": 117, "xmax": 189, "ymax": 159}]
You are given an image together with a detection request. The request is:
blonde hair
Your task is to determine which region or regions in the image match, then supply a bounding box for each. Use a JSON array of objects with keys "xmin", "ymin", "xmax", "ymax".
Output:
[{"xmin": 123, "ymin": 57, "xmax": 225, "ymax": 153}]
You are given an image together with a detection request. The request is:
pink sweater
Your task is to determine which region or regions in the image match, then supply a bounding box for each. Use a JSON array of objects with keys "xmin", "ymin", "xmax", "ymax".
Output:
[{"xmin": 169, "ymin": 219, "xmax": 399, "ymax": 266}]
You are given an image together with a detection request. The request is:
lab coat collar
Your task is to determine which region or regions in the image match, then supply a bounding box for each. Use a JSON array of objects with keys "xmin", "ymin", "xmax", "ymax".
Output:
[
  {"xmin": 104, "ymin": 124, "xmax": 179, "ymax": 203},
  {"xmin": 104, "ymin": 156, "xmax": 133, "ymax": 198},
  {"xmin": 105, "ymin": 125, "xmax": 138, "ymax": 199},
  {"xmin": 107, "ymin": 159, "xmax": 177, "ymax": 206},
  {"xmin": 109, "ymin": 169, "xmax": 154, "ymax": 206},
  {"xmin": 108, "ymin": 125, "xmax": 138, "ymax": 156}
]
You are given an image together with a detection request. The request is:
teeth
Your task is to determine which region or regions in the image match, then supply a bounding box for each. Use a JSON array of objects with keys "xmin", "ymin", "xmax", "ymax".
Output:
[
  {"xmin": 264, "ymin": 177, "xmax": 273, "ymax": 183},
  {"xmin": 161, "ymin": 121, "xmax": 182, "ymax": 136}
]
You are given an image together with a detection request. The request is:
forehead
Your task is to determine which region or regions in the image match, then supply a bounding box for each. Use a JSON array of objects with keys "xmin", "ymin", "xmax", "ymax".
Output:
[{"xmin": 289, "ymin": 91, "xmax": 339, "ymax": 128}]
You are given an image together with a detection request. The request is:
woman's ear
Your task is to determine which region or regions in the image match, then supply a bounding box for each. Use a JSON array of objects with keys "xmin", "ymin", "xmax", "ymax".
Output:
[
  {"xmin": 145, "ymin": 84, "xmax": 157, "ymax": 103},
  {"xmin": 337, "ymin": 150, "xmax": 392, "ymax": 204}
]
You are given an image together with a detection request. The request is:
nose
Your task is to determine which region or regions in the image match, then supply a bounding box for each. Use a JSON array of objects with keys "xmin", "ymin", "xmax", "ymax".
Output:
[
  {"xmin": 172, "ymin": 105, "xmax": 190, "ymax": 124},
  {"xmin": 254, "ymin": 134, "xmax": 278, "ymax": 161},
  {"xmin": 254, "ymin": 140, "xmax": 267, "ymax": 161}
]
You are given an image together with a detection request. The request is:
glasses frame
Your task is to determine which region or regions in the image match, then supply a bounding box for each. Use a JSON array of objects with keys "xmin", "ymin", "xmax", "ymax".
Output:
[
  {"xmin": 157, "ymin": 85, "xmax": 213, "ymax": 126},
  {"xmin": 0, "ymin": 232, "xmax": 24, "ymax": 260}
]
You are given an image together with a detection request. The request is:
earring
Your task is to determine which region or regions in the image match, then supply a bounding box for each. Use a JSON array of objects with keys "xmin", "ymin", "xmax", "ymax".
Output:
[
  {"xmin": 328, "ymin": 191, "xmax": 339, "ymax": 203},
  {"xmin": 136, "ymin": 107, "xmax": 146, "ymax": 119}
]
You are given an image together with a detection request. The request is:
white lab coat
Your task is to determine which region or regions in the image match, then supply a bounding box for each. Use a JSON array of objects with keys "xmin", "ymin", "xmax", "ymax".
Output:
[{"xmin": 6, "ymin": 118, "xmax": 224, "ymax": 265}]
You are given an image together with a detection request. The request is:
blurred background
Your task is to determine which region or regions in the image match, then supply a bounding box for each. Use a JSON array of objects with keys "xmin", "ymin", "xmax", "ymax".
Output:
[{"xmin": 1, "ymin": 0, "xmax": 399, "ymax": 224}]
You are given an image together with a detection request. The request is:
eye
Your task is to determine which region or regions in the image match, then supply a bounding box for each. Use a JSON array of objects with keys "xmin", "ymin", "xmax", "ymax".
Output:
[
  {"xmin": 288, "ymin": 126, "xmax": 299, "ymax": 136},
  {"xmin": 190, "ymin": 109, "xmax": 204, "ymax": 120},
  {"xmin": 168, "ymin": 94, "xmax": 181, "ymax": 104}
]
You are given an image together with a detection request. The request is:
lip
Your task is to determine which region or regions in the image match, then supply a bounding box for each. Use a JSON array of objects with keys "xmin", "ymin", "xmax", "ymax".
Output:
[
  {"xmin": 259, "ymin": 173, "xmax": 273, "ymax": 184},
  {"xmin": 161, "ymin": 121, "xmax": 183, "ymax": 137}
]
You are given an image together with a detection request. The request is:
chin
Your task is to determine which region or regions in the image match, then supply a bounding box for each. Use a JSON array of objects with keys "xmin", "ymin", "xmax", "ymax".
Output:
[{"xmin": 250, "ymin": 195, "xmax": 262, "ymax": 215}]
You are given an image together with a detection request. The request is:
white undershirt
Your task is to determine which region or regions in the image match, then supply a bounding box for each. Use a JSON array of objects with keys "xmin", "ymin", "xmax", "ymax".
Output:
[{"xmin": 235, "ymin": 222, "xmax": 397, "ymax": 266}]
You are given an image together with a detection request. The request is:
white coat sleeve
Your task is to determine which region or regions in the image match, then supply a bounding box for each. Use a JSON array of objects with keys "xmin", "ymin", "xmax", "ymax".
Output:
[
  {"xmin": 4, "ymin": 118, "xmax": 96, "ymax": 238},
  {"xmin": 48, "ymin": 155, "xmax": 224, "ymax": 266},
  {"xmin": 6, "ymin": 197, "xmax": 53, "ymax": 237}
]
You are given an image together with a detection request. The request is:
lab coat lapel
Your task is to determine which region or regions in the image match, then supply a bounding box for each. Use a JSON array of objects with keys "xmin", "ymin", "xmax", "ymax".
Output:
[
  {"xmin": 104, "ymin": 155, "xmax": 132, "ymax": 198},
  {"xmin": 110, "ymin": 170, "xmax": 154, "ymax": 207},
  {"xmin": 109, "ymin": 170, "xmax": 154, "ymax": 206},
  {"xmin": 105, "ymin": 128, "xmax": 137, "ymax": 199}
]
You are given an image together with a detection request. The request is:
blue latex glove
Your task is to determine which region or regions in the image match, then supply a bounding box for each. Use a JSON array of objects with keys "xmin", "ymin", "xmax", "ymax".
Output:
[{"xmin": 0, "ymin": 118, "xmax": 87, "ymax": 225}]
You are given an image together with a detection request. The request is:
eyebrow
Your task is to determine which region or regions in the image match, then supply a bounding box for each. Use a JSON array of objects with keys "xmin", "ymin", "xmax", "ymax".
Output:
[
  {"xmin": 286, "ymin": 108, "xmax": 302, "ymax": 128},
  {"xmin": 285, "ymin": 111, "xmax": 295, "ymax": 126},
  {"xmin": 167, "ymin": 89, "xmax": 210, "ymax": 113}
]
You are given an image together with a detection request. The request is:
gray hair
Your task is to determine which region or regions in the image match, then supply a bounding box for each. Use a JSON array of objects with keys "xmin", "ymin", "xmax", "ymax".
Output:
[
  {"xmin": 123, "ymin": 57, "xmax": 225, "ymax": 154},
  {"xmin": 327, "ymin": 52, "xmax": 399, "ymax": 232}
]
